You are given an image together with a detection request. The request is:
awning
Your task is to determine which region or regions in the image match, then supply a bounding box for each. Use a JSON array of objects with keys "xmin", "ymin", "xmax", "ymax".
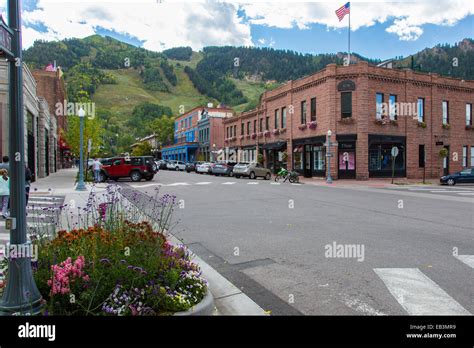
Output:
[{"xmin": 263, "ymin": 141, "xmax": 287, "ymax": 150}]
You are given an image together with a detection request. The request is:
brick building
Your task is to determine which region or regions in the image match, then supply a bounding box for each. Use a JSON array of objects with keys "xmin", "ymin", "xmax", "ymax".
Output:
[
  {"xmin": 0, "ymin": 62, "xmax": 59, "ymax": 180},
  {"xmin": 223, "ymin": 61, "xmax": 474, "ymax": 180},
  {"xmin": 162, "ymin": 105, "xmax": 233, "ymax": 162},
  {"xmin": 32, "ymin": 68, "xmax": 69, "ymax": 169}
]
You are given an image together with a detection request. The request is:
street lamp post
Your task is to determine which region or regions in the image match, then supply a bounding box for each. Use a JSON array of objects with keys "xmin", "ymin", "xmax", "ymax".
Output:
[
  {"xmin": 0, "ymin": 0, "xmax": 43, "ymax": 315},
  {"xmin": 326, "ymin": 130, "xmax": 333, "ymax": 184},
  {"xmin": 75, "ymin": 107, "xmax": 87, "ymax": 191}
]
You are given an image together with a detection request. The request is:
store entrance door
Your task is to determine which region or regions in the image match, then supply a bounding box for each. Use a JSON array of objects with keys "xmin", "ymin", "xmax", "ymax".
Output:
[
  {"xmin": 304, "ymin": 145, "xmax": 313, "ymax": 177},
  {"xmin": 338, "ymin": 142, "xmax": 356, "ymax": 179}
]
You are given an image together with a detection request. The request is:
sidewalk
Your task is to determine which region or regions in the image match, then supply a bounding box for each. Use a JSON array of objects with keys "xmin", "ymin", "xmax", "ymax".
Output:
[
  {"xmin": 299, "ymin": 176, "xmax": 438, "ymax": 188},
  {"xmin": 3, "ymin": 168, "xmax": 266, "ymax": 316}
]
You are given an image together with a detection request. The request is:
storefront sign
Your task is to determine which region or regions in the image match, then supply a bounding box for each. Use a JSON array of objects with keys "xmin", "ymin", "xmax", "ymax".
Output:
[
  {"xmin": 337, "ymin": 80, "xmax": 356, "ymax": 91},
  {"xmin": 435, "ymin": 141, "xmax": 444, "ymax": 146}
]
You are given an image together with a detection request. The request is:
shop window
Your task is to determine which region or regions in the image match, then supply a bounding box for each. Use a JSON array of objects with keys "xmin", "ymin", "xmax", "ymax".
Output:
[
  {"xmin": 463, "ymin": 146, "xmax": 468, "ymax": 167},
  {"xmin": 341, "ymin": 92, "xmax": 352, "ymax": 118},
  {"xmin": 376, "ymin": 93, "xmax": 384, "ymax": 120},
  {"xmin": 467, "ymin": 104, "xmax": 472, "ymax": 126},
  {"xmin": 281, "ymin": 107, "xmax": 287, "ymax": 128},
  {"xmin": 369, "ymin": 144, "xmax": 405, "ymax": 172},
  {"xmin": 310, "ymin": 98, "xmax": 316, "ymax": 122},
  {"xmin": 313, "ymin": 146, "xmax": 326, "ymax": 171},
  {"xmin": 417, "ymin": 98, "xmax": 425, "ymax": 122},
  {"xmin": 419, "ymin": 145, "xmax": 425, "ymax": 168},
  {"xmin": 300, "ymin": 101, "xmax": 306, "ymax": 124},
  {"xmin": 442, "ymin": 101, "xmax": 449, "ymax": 125},
  {"xmin": 389, "ymin": 95, "xmax": 397, "ymax": 120},
  {"xmin": 471, "ymin": 147, "xmax": 474, "ymax": 167},
  {"xmin": 293, "ymin": 147, "xmax": 303, "ymax": 171}
]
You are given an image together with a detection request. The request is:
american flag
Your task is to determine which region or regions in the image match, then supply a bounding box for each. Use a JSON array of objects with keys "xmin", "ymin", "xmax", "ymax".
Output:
[
  {"xmin": 45, "ymin": 63, "xmax": 56, "ymax": 72},
  {"xmin": 335, "ymin": 2, "xmax": 350, "ymax": 21}
]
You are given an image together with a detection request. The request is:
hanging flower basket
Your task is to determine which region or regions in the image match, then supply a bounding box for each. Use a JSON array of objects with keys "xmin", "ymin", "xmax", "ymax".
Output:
[
  {"xmin": 465, "ymin": 125, "xmax": 474, "ymax": 131},
  {"xmin": 251, "ymin": 133, "xmax": 257, "ymax": 139},
  {"xmin": 417, "ymin": 121, "xmax": 427, "ymax": 128},
  {"xmin": 442, "ymin": 124, "xmax": 451, "ymax": 130},
  {"xmin": 339, "ymin": 117, "xmax": 354, "ymax": 124},
  {"xmin": 272, "ymin": 129, "xmax": 280, "ymax": 135},
  {"xmin": 239, "ymin": 135, "xmax": 244, "ymax": 140},
  {"xmin": 390, "ymin": 119, "xmax": 398, "ymax": 126},
  {"xmin": 258, "ymin": 132, "xmax": 263, "ymax": 138},
  {"xmin": 264, "ymin": 131, "xmax": 271, "ymax": 137},
  {"xmin": 308, "ymin": 121, "xmax": 317, "ymax": 129},
  {"xmin": 280, "ymin": 128, "xmax": 286, "ymax": 133},
  {"xmin": 298, "ymin": 124, "xmax": 307, "ymax": 130},
  {"xmin": 224, "ymin": 139, "xmax": 229, "ymax": 144},
  {"xmin": 439, "ymin": 148, "xmax": 448, "ymax": 158},
  {"xmin": 231, "ymin": 136, "xmax": 237, "ymax": 141}
]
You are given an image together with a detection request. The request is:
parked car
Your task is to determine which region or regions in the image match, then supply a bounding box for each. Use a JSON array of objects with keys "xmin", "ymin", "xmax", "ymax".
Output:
[
  {"xmin": 166, "ymin": 160, "xmax": 186, "ymax": 171},
  {"xmin": 99, "ymin": 156, "xmax": 157, "ymax": 182},
  {"xmin": 157, "ymin": 160, "xmax": 169, "ymax": 170},
  {"xmin": 233, "ymin": 162, "xmax": 272, "ymax": 180},
  {"xmin": 440, "ymin": 167, "xmax": 474, "ymax": 185},
  {"xmin": 196, "ymin": 162, "xmax": 212, "ymax": 174},
  {"xmin": 210, "ymin": 161, "xmax": 237, "ymax": 176},
  {"xmin": 185, "ymin": 162, "xmax": 201, "ymax": 173}
]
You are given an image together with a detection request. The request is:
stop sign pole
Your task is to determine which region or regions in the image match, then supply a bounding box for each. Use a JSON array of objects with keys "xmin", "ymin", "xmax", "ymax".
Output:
[{"xmin": 0, "ymin": 1, "xmax": 43, "ymax": 315}]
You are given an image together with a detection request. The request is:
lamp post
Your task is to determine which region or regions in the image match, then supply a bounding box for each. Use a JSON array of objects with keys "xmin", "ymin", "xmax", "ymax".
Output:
[
  {"xmin": 212, "ymin": 144, "xmax": 216, "ymax": 162},
  {"xmin": 75, "ymin": 107, "xmax": 87, "ymax": 191},
  {"xmin": 0, "ymin": 0, "xmax": 43, "ymax": 315},
  {"xmin": 326, "ymin": 130, "xmax": 333, "ymax": 184}
]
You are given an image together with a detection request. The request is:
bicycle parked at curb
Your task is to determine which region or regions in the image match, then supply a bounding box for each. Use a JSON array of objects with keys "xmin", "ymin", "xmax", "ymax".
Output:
[{"xmin": 274, "ymin": 168, "xmax": 300, "ymax": 183}]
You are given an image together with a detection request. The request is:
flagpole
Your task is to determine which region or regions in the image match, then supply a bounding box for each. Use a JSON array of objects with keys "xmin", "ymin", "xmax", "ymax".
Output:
[{"xmin": 348, "ymin": 3, "xmax": 351, "ymax": 64}]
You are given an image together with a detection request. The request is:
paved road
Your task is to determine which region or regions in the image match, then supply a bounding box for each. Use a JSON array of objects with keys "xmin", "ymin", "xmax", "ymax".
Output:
[{"xmin": 122, "ymin": 170, "xmax": 474, "ymax": 315}]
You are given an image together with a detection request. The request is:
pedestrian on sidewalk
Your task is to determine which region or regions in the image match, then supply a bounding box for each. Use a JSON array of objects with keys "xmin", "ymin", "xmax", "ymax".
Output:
[
  {"xmin": 0, "ymin": 156, "xmax": 9, "ymax": 172},
  {"xmin": 0, "ymin": 169, "xmax": 10, "ymax": 218},
  {"xmin": 92, "ymin": 158, "xmax": 102, "ymax": 183},
  {"xmin": 25, "ymin": 164, "xmax": 32, "ymax": 206}
]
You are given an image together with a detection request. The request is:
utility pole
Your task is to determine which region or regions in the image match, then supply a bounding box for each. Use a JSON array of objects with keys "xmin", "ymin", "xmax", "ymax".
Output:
[{"xmin": 0, "ymin": 0, "xmax": 43, "ymax": 315}]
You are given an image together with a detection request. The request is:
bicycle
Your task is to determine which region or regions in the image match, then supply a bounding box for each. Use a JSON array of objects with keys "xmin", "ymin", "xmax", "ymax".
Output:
[{"xmin": 274, "ymin": 168, "xmax": 300, "ymax": 183}]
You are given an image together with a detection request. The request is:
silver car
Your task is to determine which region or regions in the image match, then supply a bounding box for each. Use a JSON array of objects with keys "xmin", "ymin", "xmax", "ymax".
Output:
[{"xmin": 233, "ymin": 162, "xmax": 271, "ymax": 180}]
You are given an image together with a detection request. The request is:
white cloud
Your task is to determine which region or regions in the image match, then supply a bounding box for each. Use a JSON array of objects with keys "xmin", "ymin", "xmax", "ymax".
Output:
[
  {"xmin": 0, "ymin": 0, "xmax": 472, "ymax": 51},
  {"xmin": 239, "ymin": 0, "xmax": 474, "ymax": 41}
]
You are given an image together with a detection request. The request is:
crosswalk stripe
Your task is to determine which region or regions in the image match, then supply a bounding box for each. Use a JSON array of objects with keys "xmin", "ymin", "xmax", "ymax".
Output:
[
  {"xmin": 222, "ymin": 182, "xmax": 236, "ymax": 185},
  {"xmin": 454, "ymin": 255, "xmax": 474, "ymax": 269},
  {"xmin": 195, "ymin": 182, "xmax": 212, "ymax": 185},
  {"xmin": 247, "ymin": 182, "xmax": 259, "ymax": 185},
  {"xmin": 270, "ymin": 182, "xmax": 280, "ymax": 185},
  {"xmin": 165, "ymin": 183, "xmax": 190, "ymax": 186},
  {"xmin": 374, "ymin": 268, "xmax": 470, "ymax": 315}
]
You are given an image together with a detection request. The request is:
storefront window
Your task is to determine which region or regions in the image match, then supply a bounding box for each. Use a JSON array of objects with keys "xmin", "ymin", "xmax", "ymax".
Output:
[
  {"xmin": 313, "ymin": 146, "xmax": 325, "ymax": 171},
  {"xmin": 369, "ymin": 144, "xmax": 405, "ymax": 171},
  {"xmin": 293, "ymin": 146, "xmax": 303, "ymax": 170}
]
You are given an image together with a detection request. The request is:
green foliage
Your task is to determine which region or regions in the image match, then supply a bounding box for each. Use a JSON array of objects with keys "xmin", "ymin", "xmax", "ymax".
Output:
[
  {"xmin": 142, "ymin": 66, "xmax": 169, "ymax": 92},
  {"xmin": 65, "ymin": 115, "xmax": 103, "ymax": 158},
  {"xmin": 163, "ymin": 46, "xmax": 193, "ymax": 61},
  {"xmin": 160, "ymin": 60, "xmax": 177, "ymax": 86},
  {"xmin": 149, "ymin": 115, "xmax": 175, "ymax": 146},
  {"xmin": 127, "ymin": 103, "xmax": 173, "ymax": 137},
  {"xmin": 132, "ymin": 142, "xmax": 152, "ymax": 156}
]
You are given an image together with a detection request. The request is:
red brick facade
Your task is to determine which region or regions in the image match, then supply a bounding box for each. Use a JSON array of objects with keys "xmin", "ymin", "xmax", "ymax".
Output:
[{"xmin": 223, "ymin": 62, "xmax": 474, "ymax": 179}]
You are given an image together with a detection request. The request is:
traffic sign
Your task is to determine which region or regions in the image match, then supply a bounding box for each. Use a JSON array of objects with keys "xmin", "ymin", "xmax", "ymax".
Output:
[{"xmin": 391, "ymin": 146, "xmax": 399, "ymax": 157}]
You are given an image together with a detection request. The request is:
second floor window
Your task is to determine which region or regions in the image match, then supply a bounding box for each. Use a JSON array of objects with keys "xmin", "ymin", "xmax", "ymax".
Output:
[
  {"xmin": 376, "ymin": 93, "xmax": 384, "ymax": 120},
  {"xmin": 417, "ymin": 98, "xmax": 425, "ymax": 122},
  {"xmin": 259, "ymin": 118, "xmax": 263, "ymax": 132},
  {"xmin": 241, "ymin": 123, "xmax": 244, "ymax": 135},
  {"xmin": 254, "ymin": 120, "xmax": 257, "ymax": 133},
  {"xmin": 389, "ymin": 95, "xmax": 397, "ymax": 120},
  {"xmin": 341, "ymin": 92, "xmax": 352, "ymax": 118},
  {"xmin": 300, "ymin": 100, "xmax": 307, "ymax": 124},
  {"xmin": 247, "ymin": 122, "xmax": 250, "ymax": 135},
  {"xmin": 466, "ymin": 103, "xmax": 472, "ymax": 126},
  {"xmin": 442, "ymin": 101, "xmax": 449, "ymax": 125},
  {"xmin": 310, "ymin": 98, "xmax": 316, "ymax": 122},
  {"xmin": 266, "ymin": 117, "xmax": 269, "ymax": 130},
  {"xmin": 281, "ymin": 107, "xmax": 287, "ymax": 128},
  {"xmin": 275, "ymin": 109, "xmax": 279, "ymax": 129}
]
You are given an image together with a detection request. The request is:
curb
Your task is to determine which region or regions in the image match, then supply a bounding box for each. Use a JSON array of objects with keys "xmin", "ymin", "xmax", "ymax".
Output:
[
  {"xmin": 118, "ymin": 187, "xmax": 268, "ymax": 316},
  {"xmin": 174, "ymin": 290, "xmax": 216, "ymax": 316}
]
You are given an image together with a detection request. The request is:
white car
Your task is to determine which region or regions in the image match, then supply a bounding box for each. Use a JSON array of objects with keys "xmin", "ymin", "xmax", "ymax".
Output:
[
  {"xmin": 196, "ymin": 162, "xmax": 212, "ymax": 174},
  {"xmin": 167, "ymin": 160, "xmax": 186, "ymax": 171}
]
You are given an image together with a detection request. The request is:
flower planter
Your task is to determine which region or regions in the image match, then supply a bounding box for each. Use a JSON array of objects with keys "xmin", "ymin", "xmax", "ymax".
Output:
[
  {"xmin": 263, "ymin": 131, "xmax": 270, "ymax": 137},
  {"xmin": 272, "ymin": 129, "xmax": 280, "ymax": 135},
  {"xmin": 466, "ymin": 125, "xmax": 474, "ymax": 131},
  {"xmin": 308, "ymin": 122, "xmax": 317, "ymax": 129},
  {"xmin": 338, "ymin": 117, "xmax": 354, "ymax": 124},
  {"xmin": 442, "ymin": 124, "xmax": 451, "ymax": 130},
  {"xmin": 417, "ymin": 121, "xmax": 427, "ymax": 128},
  {"xmin": 298, "ymin": 124, "xmax": 307, "ymax": 130},
  {"xmin": 174, "ymin": 289, "xmax": 215, "ymax": 316}
]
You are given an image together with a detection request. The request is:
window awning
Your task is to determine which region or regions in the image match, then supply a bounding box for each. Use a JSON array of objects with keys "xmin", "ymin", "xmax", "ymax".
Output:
[{"xmin": 263, "ymin": 141, "xmax": 287, "ymax": 150}]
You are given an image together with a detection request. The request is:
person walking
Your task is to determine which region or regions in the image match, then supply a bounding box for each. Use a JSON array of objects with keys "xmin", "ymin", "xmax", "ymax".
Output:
[
  {"xmin": 0, "ymin": 155, "xmax": 9, "ymax": 172},
  {"xmin": 25, "ymin": 165, "xmax": 32, "ymax": 206},
  {"xmin": 92, "ymin": 158, "xmax": 102, "ymax": 183},
  {"xmin": 0, "ymin": 169, "xmax": 10, "ymax": 218}
]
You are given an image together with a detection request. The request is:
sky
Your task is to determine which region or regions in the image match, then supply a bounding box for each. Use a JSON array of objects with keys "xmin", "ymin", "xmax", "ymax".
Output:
[{"xmin": 0, "ymin": 0, "xmax": 473, "ymax": 60}]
